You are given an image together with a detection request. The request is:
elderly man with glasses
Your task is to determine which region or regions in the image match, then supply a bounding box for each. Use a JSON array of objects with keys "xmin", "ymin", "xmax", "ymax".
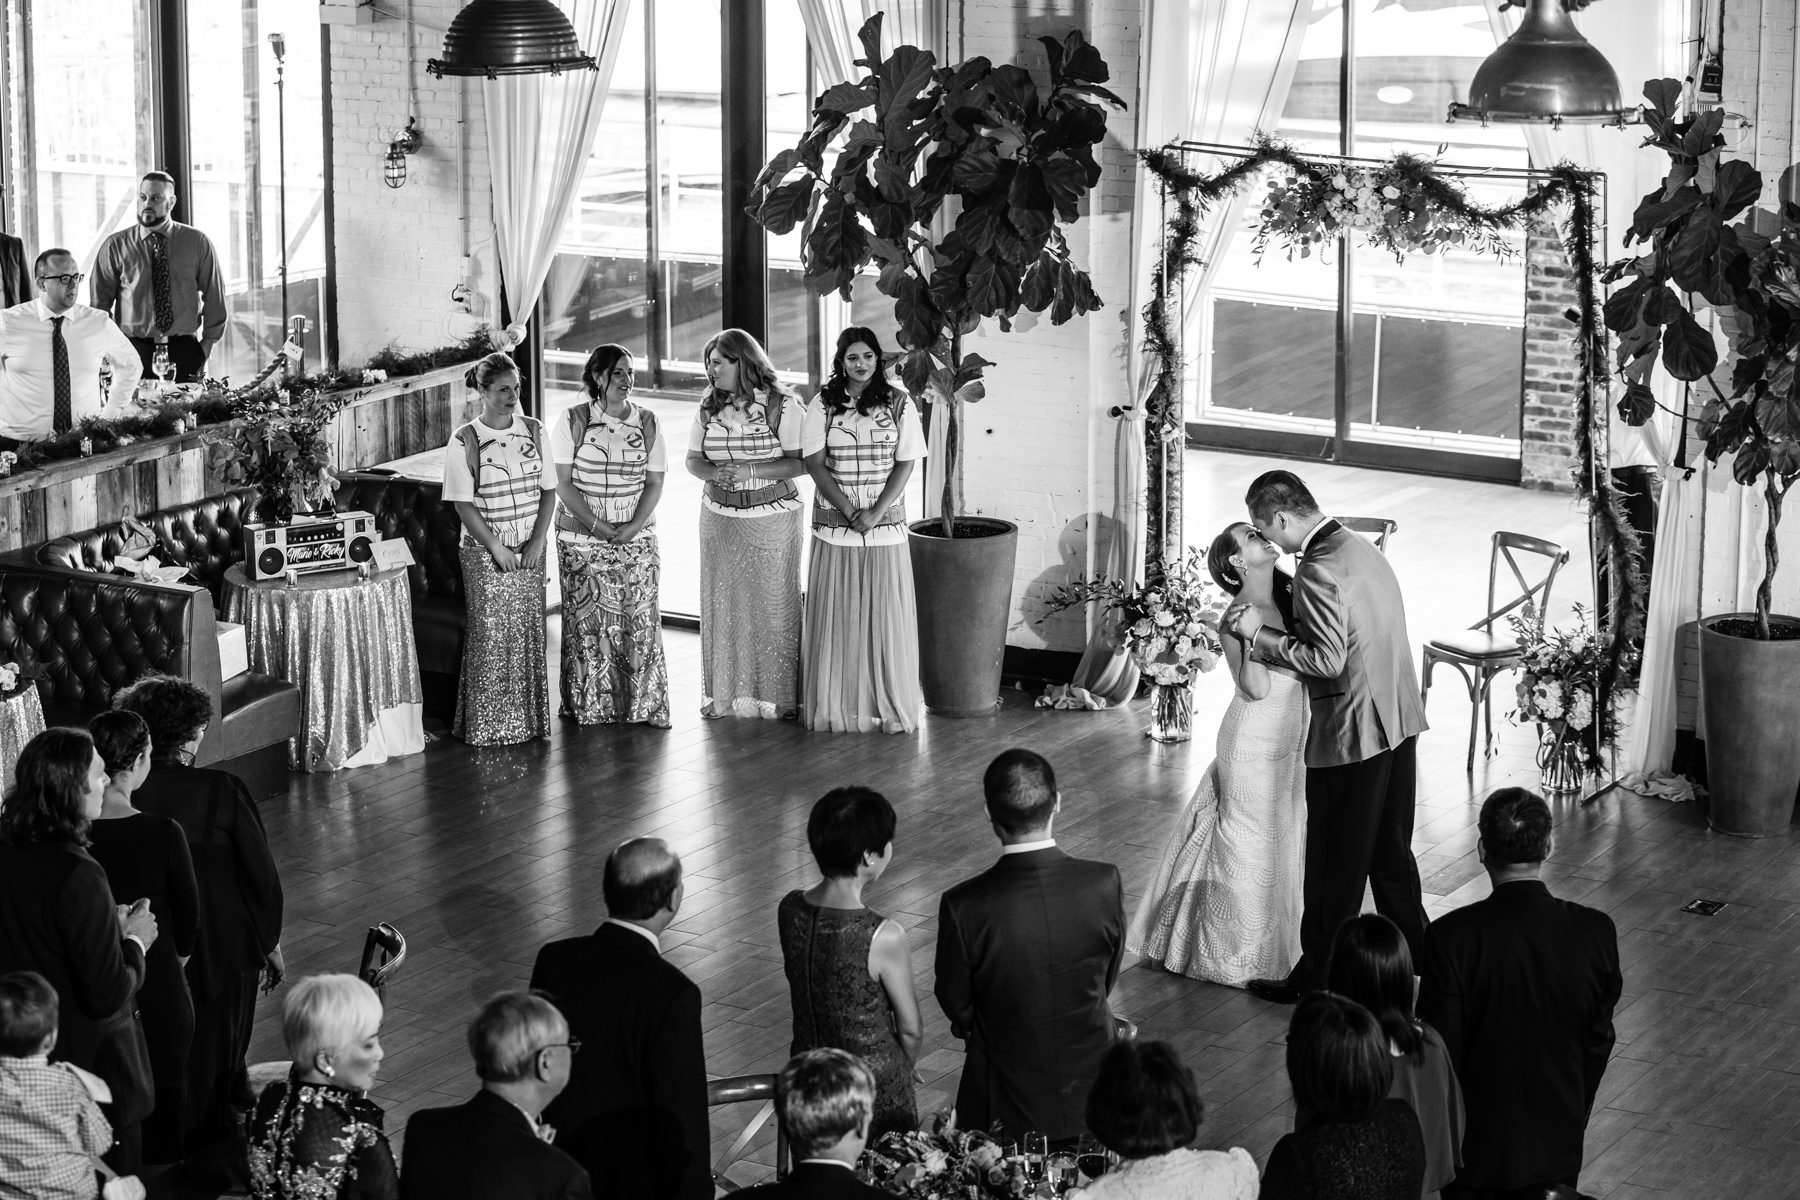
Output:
[
  {"xmin": 400, "ymin": 991, "xmax": 593, "ymax": 1200},
  {"xmin": 0, "ymin": 248, "xmax": 141, "ymax": 451}
]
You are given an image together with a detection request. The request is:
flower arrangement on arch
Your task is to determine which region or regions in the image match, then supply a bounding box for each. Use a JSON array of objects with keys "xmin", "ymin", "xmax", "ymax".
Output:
[
  {"xmin": 1048, "ymin": 548, "xmax": 1230, "ymax": 686},
  {"xmin": 1508, "ymin": 605, "xmax": 1625, "ymax": 772},
  {"xmin": 859, "ymin": 1123, "xmax": 1048, "ymax": 1198},
  {"xmin": 1255, "ymin": 153, "xmax": 1518, "ymax": 264}
]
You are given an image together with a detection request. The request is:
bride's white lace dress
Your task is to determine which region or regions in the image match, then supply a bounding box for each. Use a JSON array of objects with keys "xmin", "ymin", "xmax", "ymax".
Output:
[{"xmin": 1128, "ymin": 670, "xmax": 1308, "ymax": 986}]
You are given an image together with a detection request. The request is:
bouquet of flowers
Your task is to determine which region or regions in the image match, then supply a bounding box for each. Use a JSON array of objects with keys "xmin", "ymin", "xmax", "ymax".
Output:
[
  {"xmin": 1047, "ymin": 547, "xmax": 1230, "ymax": 686},
  {"xmin": 1255, "ymin": 153, "xmax": 1515, "ymax": 264},
  {"xmin": 1508, "ymin": 606, "xmax": 1622, "ymax": 772},
  {"xmin": 859, "ymin": 1123, "xmax": 1048, "ymax": 1198}
]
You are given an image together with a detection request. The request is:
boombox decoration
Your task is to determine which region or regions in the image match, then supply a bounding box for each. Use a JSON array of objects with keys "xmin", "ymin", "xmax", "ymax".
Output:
[{"xmin": 246, "ymin": 511, "xmax": 379, "ymax": 580}]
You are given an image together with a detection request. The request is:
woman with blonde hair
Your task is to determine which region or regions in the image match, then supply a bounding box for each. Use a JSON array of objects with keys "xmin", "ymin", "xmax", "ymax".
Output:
[
  {"xmin": 248, "ymin": 974, "xmax": 398, "ymax": 1199},
  {"xmin": 441, "ymin": 351, "xmax": 557, "ymax": 744},
  {"xmin": 685, "ymin": 328, "xmax": 808, "ymax": 720}
]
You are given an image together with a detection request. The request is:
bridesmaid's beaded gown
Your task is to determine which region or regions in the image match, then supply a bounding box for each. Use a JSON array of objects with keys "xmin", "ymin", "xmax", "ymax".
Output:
[{"xmin": 777, "ymin": 891, "xmax": 918, "ymax": 1138}]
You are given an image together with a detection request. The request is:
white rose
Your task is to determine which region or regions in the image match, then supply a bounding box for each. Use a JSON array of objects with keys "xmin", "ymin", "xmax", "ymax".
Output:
[
  {"xmin": 1174, "ymin": 638, "xmax": 1193, "ymax": 658},
  {"xmin": 1131, "ymin": 618, "xmax": 1153, "ymax": 637},
  {"xmin": 1154, "ymin": 611, "xmax": 1177, "ymax": 627},
  {"xmin": 1381, "ymin": 185, "xmax": 1401, "ymax": 200},
  {"xmin": 1332, "ymin": 174, "xmax": 1350, "ymax": 189}
]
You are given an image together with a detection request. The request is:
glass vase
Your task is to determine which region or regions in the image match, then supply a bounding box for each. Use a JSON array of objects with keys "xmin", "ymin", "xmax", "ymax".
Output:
[
  {"xmin": 1146, "ymin": 681, "xmax": 1193, "ymax": 743},
  {"xmin": 1536, "ymin": 720, "xmax": 1586, "ymax": 796}
]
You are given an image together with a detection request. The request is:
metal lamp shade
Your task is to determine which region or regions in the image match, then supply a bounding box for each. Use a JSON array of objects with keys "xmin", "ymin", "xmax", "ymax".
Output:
[
  {"xmin": 426, "ymin": 0, "xmax": 596, "ymax": 79},
  {"xmin": 1451, "ymin": 0, "xmax": 1624, "ymax": 124}
]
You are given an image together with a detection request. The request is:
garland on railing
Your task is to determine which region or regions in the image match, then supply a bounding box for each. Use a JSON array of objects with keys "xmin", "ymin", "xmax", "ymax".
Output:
[{"xmin": 1139, "ymin": 134, "xmax": 1642, "ymax": 746}]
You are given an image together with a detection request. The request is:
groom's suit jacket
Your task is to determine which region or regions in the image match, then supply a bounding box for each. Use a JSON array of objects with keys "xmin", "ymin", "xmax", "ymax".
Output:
[{"xmin": 1253, "ymin": 519, "xmax": 1427, "ymax": 767}]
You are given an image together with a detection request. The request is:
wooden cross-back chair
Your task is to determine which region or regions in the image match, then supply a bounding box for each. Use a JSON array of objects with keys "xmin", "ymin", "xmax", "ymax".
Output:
[
  {"xmin": 1421, "ymin": 531, "xmax": 1571, "ymax": 770},
  {"xmin": 1338, "ymin": 516, "xmax": 1398, "ymax": 553},
  {"xmin": 709, "ymin": 1074, "xmax": 788, "ymax": 1193}
]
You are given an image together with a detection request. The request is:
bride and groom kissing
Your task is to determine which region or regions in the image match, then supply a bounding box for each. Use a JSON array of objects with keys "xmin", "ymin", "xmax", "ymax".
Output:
[{"xmin": 1129, "ymin": 470, "xmax": 1431, "ymax": 1003}]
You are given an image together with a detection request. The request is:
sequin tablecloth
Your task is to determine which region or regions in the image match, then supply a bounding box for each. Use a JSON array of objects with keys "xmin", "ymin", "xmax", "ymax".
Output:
[
  {"xmin": 0, "ymin": 685, "xmax": 46, "ymax": 787},
  {"xmin": 222, "ymin": 564, "xmax": 425, "ymax": 772}
]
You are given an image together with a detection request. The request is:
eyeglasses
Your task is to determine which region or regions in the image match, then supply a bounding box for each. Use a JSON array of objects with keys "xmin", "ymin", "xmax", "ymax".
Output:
[
  {"xmin": 539, "ymin": 1036, "xmax": 582, "ymax": 1056},
  {"xmin": 38, "ymin": 273, "xmax": 84, "ymax": 287}
]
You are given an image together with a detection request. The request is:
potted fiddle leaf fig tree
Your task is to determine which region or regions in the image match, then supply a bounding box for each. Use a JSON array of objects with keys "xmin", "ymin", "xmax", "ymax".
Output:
[
  {"xmin": 1606, "ymin": 78, "xmax": 1800, "ymax": 835},
  {"xmin": 747, "ymin": 13, "xmax": 1122, "ymax": 714}
]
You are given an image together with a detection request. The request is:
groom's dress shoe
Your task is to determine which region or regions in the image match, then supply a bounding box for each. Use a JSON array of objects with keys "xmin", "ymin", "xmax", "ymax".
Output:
[{"xmin": 1246, "ymin": 977, "xmax": 1301, "ymax": 1005}]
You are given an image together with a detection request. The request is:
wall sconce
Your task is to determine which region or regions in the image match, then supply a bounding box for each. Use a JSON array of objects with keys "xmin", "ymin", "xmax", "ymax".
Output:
[{"xmin": 383, "ymin": 117, "xmax": 424, "ymax": 189}]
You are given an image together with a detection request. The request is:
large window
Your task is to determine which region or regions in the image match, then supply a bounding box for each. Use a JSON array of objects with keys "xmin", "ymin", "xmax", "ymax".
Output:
[{"xmin": 1194, "ymin": 0, "xmax": 1529, "ymax": 475}]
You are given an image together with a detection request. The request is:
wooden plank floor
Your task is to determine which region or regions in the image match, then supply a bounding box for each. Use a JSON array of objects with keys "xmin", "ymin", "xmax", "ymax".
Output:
[{"xmin": 244, "ymin": 454, "xmax": 1798, "ymax": 1197}]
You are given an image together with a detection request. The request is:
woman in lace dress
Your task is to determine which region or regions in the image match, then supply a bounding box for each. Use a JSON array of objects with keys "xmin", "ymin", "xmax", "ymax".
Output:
[
  {"xmin": 1128, "ymin": 522, "xmax": 1307, "ymax": 986},
  {"xmin": 776, "ymin": 787, "xmax": 921, "ymax": 1137}
]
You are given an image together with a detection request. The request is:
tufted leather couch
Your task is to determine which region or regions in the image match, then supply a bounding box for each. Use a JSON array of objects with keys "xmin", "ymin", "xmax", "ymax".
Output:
[
  {"xmin": 0, "ymin": 562, "xmax": 301, "ymax": 796},
  {"xmin": 31, "ymin": 488, "xmax": 262, "ymax": 606}
]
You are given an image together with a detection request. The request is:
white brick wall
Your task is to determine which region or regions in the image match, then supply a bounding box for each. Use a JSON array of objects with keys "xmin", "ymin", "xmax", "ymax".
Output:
[{"xmin": 327, "ymin": 2, "xmax": 499, "ymax": 362}]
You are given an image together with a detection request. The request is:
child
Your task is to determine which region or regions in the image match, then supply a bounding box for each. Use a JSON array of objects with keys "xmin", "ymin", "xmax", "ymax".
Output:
[{"xmin": 0, "ymin": 970, "xmax": 145, "ymax": 1200}]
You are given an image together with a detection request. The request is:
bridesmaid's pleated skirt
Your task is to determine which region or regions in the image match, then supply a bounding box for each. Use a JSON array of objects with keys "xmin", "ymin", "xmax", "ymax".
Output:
[{"xmin": 801, "ymin": 539, "xmax": 923, "ymax": 734}]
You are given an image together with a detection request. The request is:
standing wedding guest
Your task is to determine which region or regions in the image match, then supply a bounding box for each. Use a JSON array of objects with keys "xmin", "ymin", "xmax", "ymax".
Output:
[
  {"xmin": 248, "ymin": 974, "xmax": 397, "ymax": 1200},
  {"xmin": 401, "ymin": 991, "xmax": 592, "ymax": 1200},
  {"xmin": 0, "ymin": 249, "xmax": 142, "ymax": 450},
  {"xmin": 934, "ymin": 749, "xmax": 1125, "ymax": 1142},
  {"xmin": 1418, "ymin": 789, "xmax": 1622, "ymax": 1200},
  {"xmin": 0, "ymin": 218, "xmax": 26, "ymax": 307},
  {"xmin": 1326, "ymin": 915, "xmax": 1464, "ymax": 1199},
  {"xmin": 800, "ymin": 327, "xmax": 925, "ymax": 734},
  {"xmin": 778, "ymin": 787, "xmax": 922, "ymax": 1138},
  {"xmin": 442, "ymin": 351, "xmax": 557, "ymax": 745},
  {"xmin": 0, "ymin": 728, "xmax": 159, "ymax": 1173},
  {"xmin": 0, "ymin": 971, "xmax": 149, "ymax": 1200},
  {"xmin": 112, "ymin": 675, "xmax": 284, "ymax": 1146},
  {"xmin": 552, "ymin": 344, "xmax": 671, "ymax": 727},
  {"xmin": 90, "ymin": 169, "xmax": 226, "ymax": 382},
  {"xmin": 735, "ymin": 1049, "xmax": 893, "ymax": 1200},
  {"xmin": 1260, "ymin": 993, "xmax": 1426, "ymax": 1200},
  {"xmin": 86, "ymin": 710, "xmax": 200, "ymax": 1164},
  {"xmin": 685, "ymin": 328, "xmax": 807, "ymax": 720},
  {"xmin": 529, "ymin": 838, "xmax": 709, "ymax": 1200},
  {"xmin": 1074, "ymin": 1040, "xmax": 1257, "ymax": 1200}
]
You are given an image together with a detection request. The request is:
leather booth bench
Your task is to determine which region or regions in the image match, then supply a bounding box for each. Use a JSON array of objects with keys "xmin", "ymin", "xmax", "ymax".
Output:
[{"xmin": 0, "ymin": 562, "xmax": 301, "ymax": 799}]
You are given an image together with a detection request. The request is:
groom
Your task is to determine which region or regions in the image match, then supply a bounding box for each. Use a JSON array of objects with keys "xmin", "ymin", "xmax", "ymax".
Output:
[{"xmin": 1225, "ymin": 470, "xmax": 1430, "ymax": 1002}]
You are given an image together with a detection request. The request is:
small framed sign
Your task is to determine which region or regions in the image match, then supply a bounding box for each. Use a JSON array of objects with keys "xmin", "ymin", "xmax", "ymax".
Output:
[{"xmin": 370, "ymin": 537, "xmax": 416, "ymax": 572}]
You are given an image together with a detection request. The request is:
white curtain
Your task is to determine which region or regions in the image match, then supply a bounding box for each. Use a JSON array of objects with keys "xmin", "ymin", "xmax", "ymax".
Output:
[
  {"xmin": 796, "ymin": 1, "xmax": 943, "ymax": 88},
  {"xmin": 1059, "ymin": 0, "xmax": 1314, "ymax": 703},
  {"xmin": 485, "ymin": 0, "xmax": 633, "ymax": 328}
]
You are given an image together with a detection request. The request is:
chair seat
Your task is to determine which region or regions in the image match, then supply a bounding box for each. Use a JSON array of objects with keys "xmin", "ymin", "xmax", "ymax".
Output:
[
  {"xmin": 214, "ymin": 672, "xmax": 303, "ymax": 761},
  {"xmin": 1426, "ymin": 631, "xmax": 1521, "ymax": 661}
]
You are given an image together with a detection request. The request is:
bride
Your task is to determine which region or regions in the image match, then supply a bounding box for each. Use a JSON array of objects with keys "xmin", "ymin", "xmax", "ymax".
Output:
[{"xmin": 1128, "ymin": 521, "xmax": 1307, "ymax": 986}]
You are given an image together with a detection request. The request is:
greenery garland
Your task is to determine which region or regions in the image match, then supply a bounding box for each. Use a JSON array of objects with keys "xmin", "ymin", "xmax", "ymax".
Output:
[{"xmin": 1138, "ymin": 134, "xmax": 1643, "ymax": 765}]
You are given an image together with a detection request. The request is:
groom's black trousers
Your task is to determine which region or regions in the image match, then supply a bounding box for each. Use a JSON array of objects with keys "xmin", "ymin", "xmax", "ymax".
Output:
[{"xmin": 1291, "ymin": 735, "xmax": 1429, "ymax": 991}]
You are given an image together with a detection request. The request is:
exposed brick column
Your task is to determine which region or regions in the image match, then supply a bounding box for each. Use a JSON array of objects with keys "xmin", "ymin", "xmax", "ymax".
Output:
[{"xmin": 1521, "ymin": 210, "xmax": 1581, "ymax": 492}]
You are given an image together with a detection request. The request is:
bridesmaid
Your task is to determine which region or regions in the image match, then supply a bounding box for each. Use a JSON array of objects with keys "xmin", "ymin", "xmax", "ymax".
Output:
[
  {"xmin": 800, "ymin": 327, "xmax": 926, "ymax": 734},
  {"xmin": 776, "ymin": 787, "xmax": 922, "ymax": 1139},
  {"xmin": 551, "ymin": 343, "xmax": 671, "ymax": 727},
  {"xmin": 685, "ymin": 329, "xmax": 807, "ymax": 720},
  {"xmin": 441, "ymin": 351, "xmax": 557, "ymax": 745}
]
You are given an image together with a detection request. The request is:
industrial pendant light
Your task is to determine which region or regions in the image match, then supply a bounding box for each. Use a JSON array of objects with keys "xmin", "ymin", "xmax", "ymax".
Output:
[
  {"xmin": 1447, "ymin": 0, "xmax": 1627, "ymax": 125},
  {"xmin": 426, "ymin": 0, "xmax": 596, "ymax": 79}
]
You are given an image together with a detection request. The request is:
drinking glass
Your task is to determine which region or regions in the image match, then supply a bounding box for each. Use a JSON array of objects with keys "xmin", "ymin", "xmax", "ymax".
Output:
[
  {"xmin": 151, "ymin": 344, "xmax": 173, "ymax": 390},
  {"xmin": 1075, "ymin": 1136, "xmax": 1109, "ymax": 1182},
  {"xmin": 1046, "ymin": 1151, "xmax": 1079, "ymax": 1194},
  {"xmin": 1024, "ymin": 1131, "xmax": 1048, "ymax": 1181}
]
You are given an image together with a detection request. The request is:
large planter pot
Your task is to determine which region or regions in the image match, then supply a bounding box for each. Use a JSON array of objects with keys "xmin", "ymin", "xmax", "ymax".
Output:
[
  {"xmin": 908, "ymin": 518, "xmax": 1018, "ymax": 717},
  {"xmin": 1698, "ymin": 613, "xmax": 1800, "ymax": 837}
]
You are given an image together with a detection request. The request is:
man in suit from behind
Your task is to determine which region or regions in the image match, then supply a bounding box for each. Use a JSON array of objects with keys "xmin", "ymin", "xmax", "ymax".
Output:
[
  {"xmin": 1226, "ymin": 469, "xmax": 1431, "ymax": 1001},
  {"xmin": 401, "ymin": 991, "xmax": 592, "ymax": 1200},
  {"xmin": 529, "ymin": 838, "xmax": 711, "ymax": 1200},
  {"xmin": 736, "ymin": 1050, "xmax": 891, "ymax": 1199},
  {"xmin": 1418, "ymin": 789, "xmax": 1622, "ymax": 1200},
  {"xmin": 934, "ymin": 749, "xmax": 1125, "ymax": 1142}
]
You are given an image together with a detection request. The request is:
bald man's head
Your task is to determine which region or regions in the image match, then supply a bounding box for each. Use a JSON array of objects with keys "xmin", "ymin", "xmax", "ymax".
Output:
[{"xmin": 603, "ymin": 837, "xmax": 683, "ymax": 921}]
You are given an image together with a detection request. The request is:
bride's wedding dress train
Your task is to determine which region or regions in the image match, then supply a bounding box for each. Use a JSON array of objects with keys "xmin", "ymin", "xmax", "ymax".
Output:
[{"xmin": 1128, "ymin": 671, "xmax": 1308, "ymax": 986}]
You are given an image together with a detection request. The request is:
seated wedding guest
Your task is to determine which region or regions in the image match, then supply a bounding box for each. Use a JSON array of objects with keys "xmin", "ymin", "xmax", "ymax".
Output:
[
  {"xmin": 1260, "ymin": 993, "xmax": 1425, "ymax": 1200},
  {"xmin": 934, "ymin": 748, "xmax": 1125, "ymax": 1142},
  {"xmin": 401, "ymin": 991, "xmax": 592, "ymax": 1200},
  {"xmin": 0, "ymin": 971, "xmax": 149, "ymax": 1200},
  {"xmin": 86, "ymin": 709, "xmax": 201, "ymax": 1164},
  {"xmin": 1327, "ymin": 915, "xmax": 1463, "ymax": 1199},
  {"xmin": 1418, "ymin": 789, "xmax": 1622, "ymax": 1200},
  {"xmin": 529, "ymin": 837, "xmax": 710, "ymax": 1200},
  {"xmin": 735, "ymin": 1049, "xmax": 891, "ymax": 1199},
  {"xmin": 778, "ymin": 786, "xmax": 922, "ymax": 1138},
  {"xmin": 113, "ymin": 674, "xmax": 284, "ymax": 1145},
  {"xmin": 0, "ymin": 248, "xmax": 142, "ymax": 450},
  {"xmin": 1075, "ymin": 1039, "xmax": 1257, "ymax": 1200},
  {"xmin": 248, "ymin": 974, "xmax": 397, "ymax": 1200},
  {"xmin": 0, "ymin": 728, "xmax": 158, "ymax": 1173}
]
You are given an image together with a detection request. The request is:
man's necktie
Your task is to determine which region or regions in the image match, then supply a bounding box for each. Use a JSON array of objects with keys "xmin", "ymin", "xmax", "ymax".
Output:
[
  {"xmin": 149, "ymin": 231, "xmax": 174, "ymax": 333},
  {"xmin": 51, "ymin": 316, "xmax": 71, "ymax": 434}
]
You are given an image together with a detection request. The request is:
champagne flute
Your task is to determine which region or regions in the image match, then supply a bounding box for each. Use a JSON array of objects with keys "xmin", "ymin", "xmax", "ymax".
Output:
[
  {"xmin": 151, "ymin": 343, "xmax": 173, "ymax": 393},
  {"xmin": 1024, "ymin": 1131, "xmax": 1048, "ymax": 1182}
]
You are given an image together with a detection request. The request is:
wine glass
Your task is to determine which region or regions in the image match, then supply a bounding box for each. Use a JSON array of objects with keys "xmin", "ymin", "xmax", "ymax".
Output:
[
  {"xmin": 151, "ymin": 343, "xmax": 173, "ymax": 393},
  {"xmin": 1046, "ymin": 1151, "xmax": 1079, "ymax": 1194},
  {"xmin": 1075, "ymin": 1137, "xmax": 1109, "ymax": 1183},
  {"xmin": 1024, "ymin": 1131, "xmax": 1048, "ymax": 1182}
]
